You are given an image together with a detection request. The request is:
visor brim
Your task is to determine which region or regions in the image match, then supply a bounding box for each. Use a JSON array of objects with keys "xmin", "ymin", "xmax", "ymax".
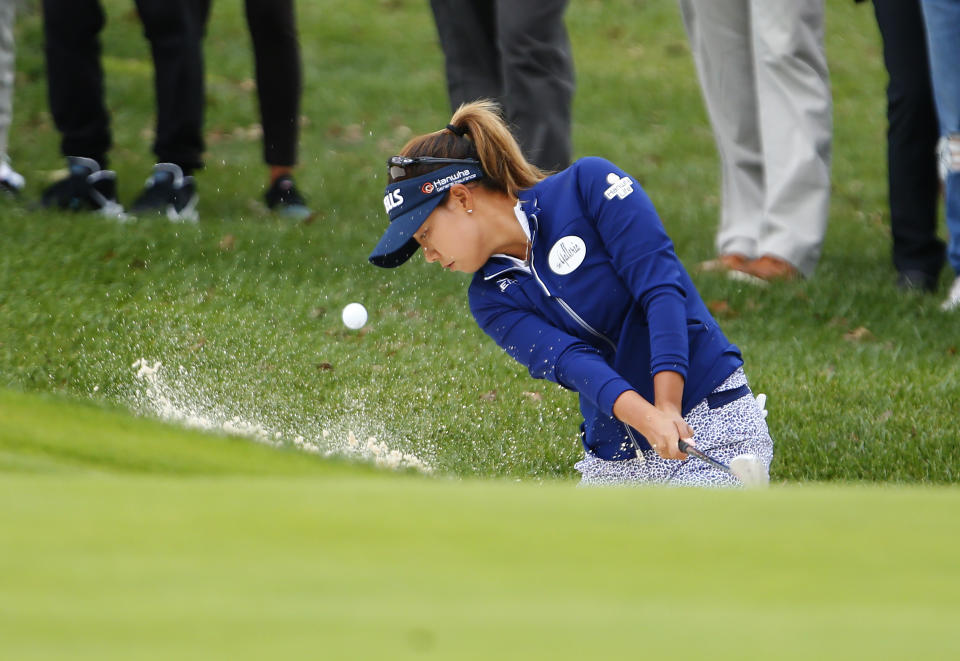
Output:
[{"xmin": 367, "ymin": 195, "xmax": 443, "ymax": 268}]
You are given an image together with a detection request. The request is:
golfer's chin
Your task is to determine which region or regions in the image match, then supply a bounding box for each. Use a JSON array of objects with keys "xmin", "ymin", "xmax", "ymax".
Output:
[{"xmin": 446, "ymin": 259, "xmax": 479, "ymax": 274}]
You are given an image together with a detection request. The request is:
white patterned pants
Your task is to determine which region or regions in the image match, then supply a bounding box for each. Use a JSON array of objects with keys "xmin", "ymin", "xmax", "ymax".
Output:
[{"xmin": 574, "ymin": 368, "xmax": 773, "ymax": 487}]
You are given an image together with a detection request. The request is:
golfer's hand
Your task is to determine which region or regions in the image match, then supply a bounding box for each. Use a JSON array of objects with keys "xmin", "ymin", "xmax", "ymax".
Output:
[
  {"xmin": 612, "ymin": 390, "xmax": 694, "ymax": 461},
  {"xmin": 646, "ymin": 407, "xmax": 694, "ymax": 460}
]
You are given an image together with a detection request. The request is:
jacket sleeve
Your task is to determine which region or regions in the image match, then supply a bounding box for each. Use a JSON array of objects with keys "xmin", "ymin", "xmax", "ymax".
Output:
[
  {"xmin": 574, "ymin": 157, "xmax": 690, "ymax": 378},
  {"xmin": 469, "ymin": 284, "xmax": 633, "ymax": 416}
]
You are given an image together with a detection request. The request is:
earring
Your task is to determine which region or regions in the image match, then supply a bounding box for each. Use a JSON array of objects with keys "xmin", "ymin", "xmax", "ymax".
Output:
[{"xmin": 466, "ymin": 209, "xmax": 473, "ymax": 214}]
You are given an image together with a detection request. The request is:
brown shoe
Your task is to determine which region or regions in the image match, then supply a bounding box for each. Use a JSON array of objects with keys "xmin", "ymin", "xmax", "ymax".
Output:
[
  {"xmin": 744, "ymin": 255, "xmax": 801, "ymax": 281},
  {"xmin": 697, "ymin": 253, "xmax": 750, "ymax": 273}
]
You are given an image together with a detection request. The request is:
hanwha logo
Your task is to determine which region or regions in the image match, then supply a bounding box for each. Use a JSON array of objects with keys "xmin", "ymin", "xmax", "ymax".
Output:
[{"xmin": 421, "ymin": 182, "xmax": 435, "ymax": 194}]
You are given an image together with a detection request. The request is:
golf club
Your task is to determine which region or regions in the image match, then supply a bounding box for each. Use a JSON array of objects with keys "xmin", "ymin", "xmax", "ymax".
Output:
[{"xmin": 678, "ymin": 439, "xmax": 768, "ymax": 488}]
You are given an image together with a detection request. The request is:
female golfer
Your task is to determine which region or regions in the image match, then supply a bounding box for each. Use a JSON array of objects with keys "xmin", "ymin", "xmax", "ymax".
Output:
[{"xmin": 369, "ymin": 101, "xmax": 772, "ymax": 486}]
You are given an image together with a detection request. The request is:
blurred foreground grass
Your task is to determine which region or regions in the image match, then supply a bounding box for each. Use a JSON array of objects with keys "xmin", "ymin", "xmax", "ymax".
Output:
[{"xmin": 2, "ymin": 389, "xmax": 959, "ymax": 659}]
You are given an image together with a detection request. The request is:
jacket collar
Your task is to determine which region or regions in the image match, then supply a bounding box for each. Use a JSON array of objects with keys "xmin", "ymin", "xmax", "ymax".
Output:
[
  {"xmin": 519, "ymin": 192, "xmax": 541, "ymax": 220},
  {"xmin": 480, "ymin": 194, "xmax": 541, "ymax": 280}
]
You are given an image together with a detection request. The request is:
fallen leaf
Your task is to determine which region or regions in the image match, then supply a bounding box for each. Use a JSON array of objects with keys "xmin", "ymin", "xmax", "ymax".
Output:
[
  {"xmin": 232, "ymin": 123, "xmax": 262, "ymax": 141},
  {"xmin": 219, "ymin": 234, "xmax": 235, "ymax": 251},
  {"xmin": 480, "ymin": 390, "xmax": 497, "ymax": 402},
  {"xmin": 301, "ymin": 210, "xmax": 322, "ymax": 226},
  {"xmin": 707, "ymin": 300, "xmax": 731, "ymax": 316},
  {"xmin": 327, "ymin": 122, "xmax": 364, "ymax": 143},
  {"xmin": 843, "ymin": 326, "xmax": 875, "ymax": 342}
]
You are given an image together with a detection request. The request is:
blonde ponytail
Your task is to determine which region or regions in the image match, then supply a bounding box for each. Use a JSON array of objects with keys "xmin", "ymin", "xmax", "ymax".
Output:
[{"xmin": 394, "ymin": 100, "xmax": 547, "ymax": 196}]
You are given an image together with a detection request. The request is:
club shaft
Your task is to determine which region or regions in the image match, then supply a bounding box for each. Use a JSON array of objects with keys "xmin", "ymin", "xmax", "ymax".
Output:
[{"xmin": 677, "ymin": 439, "xmax": 733, "ymax": 475}]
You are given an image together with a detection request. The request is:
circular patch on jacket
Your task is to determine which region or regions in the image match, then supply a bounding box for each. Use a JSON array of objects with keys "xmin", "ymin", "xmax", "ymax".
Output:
[{"xmin": 548, "ymin": 236, "xmax": 587, "ymax": 275}]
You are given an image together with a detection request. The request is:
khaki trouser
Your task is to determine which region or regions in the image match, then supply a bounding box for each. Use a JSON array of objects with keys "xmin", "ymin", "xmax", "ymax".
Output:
[
  {"xmin": 678, "ymin": 0, "xmax": 833, "ymax": 277},
  {"xmin": 0, "ymin": 0, "xmax": 14, "ymax": 160}
]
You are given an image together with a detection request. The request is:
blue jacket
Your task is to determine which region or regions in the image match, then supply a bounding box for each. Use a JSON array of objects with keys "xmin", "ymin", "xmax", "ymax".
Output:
[{"xmin": 468, "ymin": 157, "xmax": 743, "ymax": 460}]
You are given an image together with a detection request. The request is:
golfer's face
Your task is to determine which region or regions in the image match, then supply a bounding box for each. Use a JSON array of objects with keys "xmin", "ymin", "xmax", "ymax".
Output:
[{"xmin": 414, "ymin": 199, "xmax": 484, "ymax": 273}]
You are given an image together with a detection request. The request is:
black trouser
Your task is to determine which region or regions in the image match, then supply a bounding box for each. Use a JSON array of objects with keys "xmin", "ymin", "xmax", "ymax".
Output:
[
  {"xmin": 243, "ymin": 0, "xmax": 301, "ymax": 167},
  {"xmin": 42, "ymin": 0, "xmax": 206, "ymax": 173},
  {"xmin": 872, "ymin": 0, "xmax": 945, "ymax": 279},
  {"xmin": 198, "ymin": 0, "xmax": 301, "ymax": 167},
  {"xmin": 429, "ymin": 0, "xmax": 574, "ymax": 171}
]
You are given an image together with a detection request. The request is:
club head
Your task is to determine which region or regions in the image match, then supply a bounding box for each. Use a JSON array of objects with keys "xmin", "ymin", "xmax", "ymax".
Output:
[{"xmin": 729, "ymin": 453, "xmax": 768, "ymax": 489}]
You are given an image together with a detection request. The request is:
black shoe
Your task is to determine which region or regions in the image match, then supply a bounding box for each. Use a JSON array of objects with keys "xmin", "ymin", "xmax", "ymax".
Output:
[
  {"xmin": 265, "ymin": 175, "xmax": 312, "ymax": 219},
  {"xmin": 40, "ymin": 156, "xmax": 125, "ymax": 217},
  {"xmin": 129, "ymin": 163, "xmax": 198, "ymax": 222},
  {"xmin": 896, "ymin": 269, "xmax": 938, "ymax": 293}
]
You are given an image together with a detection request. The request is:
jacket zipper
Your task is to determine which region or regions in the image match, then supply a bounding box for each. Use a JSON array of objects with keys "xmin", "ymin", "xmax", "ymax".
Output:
[
  {"xmin": 524, "ymin": 219, "xmax": 647, "ymax": 458},
  {"xmin": 526, "ymin": 227, "xmax": 616, "ymax": 351}
]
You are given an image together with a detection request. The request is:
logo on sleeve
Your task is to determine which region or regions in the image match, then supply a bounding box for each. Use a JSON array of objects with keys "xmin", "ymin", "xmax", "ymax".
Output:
[
  {"xmin": 603, "ymin": 173, "xmax": 634, "ymax": 200},
  {"xmin": 496, "ymin": 277, "xmax": 517, "ymax": 293},
  {"xmin": 548, "ymin": 236, "xmax": 586, "ymax": 275}
]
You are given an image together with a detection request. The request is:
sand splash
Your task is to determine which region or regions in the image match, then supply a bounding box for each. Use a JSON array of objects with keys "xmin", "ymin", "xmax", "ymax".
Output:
[{"xmin": 130, "ymin": 358, "xmax": 432, "ymax": 473}]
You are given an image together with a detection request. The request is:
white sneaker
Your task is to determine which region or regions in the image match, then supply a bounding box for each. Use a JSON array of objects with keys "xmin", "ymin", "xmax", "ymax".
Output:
[
  {"xmin": 0, "ymin": 159, "xmax": 25, "ymax": 194},
  {"xmin": 942, "ymin": 276, "xmax": 960, "ymax": 311}
]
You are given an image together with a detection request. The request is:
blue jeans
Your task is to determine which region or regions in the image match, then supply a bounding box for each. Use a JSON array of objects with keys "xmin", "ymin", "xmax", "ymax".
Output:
[{"xmin": 921, "ymin": 0, "xmax": 960, "ymax": 275}]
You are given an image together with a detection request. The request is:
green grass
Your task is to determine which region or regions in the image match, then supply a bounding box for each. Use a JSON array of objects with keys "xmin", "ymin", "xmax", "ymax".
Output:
[
  {"xmin": 0, "ymin": 388, "xmax": 374, "ymax": 476},
  {"xmin": 2, "ymin": 389, "xmax": 959, "ymax": 659},
  {"xmin": 2, "ymin": 0, "xmax": 959, "ymax": 484},
  {"xmin": 5, "ymin": 5, "xmax": 960, "ymax": 654},
  {"xmin": 3, "ymin": 476, "xmax": 957, "ymax": 660}
]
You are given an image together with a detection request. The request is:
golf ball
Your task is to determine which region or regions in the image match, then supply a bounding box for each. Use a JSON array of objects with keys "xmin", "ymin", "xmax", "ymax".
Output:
[{"xmin": 342, "ymin": 302, "xmax": 368, "ymax": 330}]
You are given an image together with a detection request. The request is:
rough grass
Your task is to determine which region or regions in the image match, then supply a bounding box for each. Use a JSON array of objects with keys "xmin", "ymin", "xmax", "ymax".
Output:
[
  {"xmin": 2, "ymin": 0, "xmax": 958, "ymax": 482},
  {"xmin": 3, "ymin": 5, "xmax": 958, "ymax": 656}
]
